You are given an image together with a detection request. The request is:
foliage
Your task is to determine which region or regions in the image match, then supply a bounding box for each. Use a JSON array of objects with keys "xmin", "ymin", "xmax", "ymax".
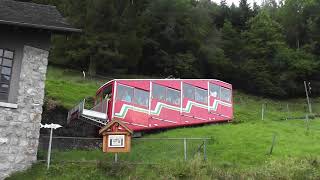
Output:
[{"xmin": 26, "ymin": 0, "xmax": 320, "ymax": 97}]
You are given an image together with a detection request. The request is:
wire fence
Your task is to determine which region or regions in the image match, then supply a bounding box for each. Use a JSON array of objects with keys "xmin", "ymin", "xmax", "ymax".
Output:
[
  {"xmin": 233, "ymin": 96, "xmax": 320, "ymax": 122},
  {"xmin": 37, "ymin": 136, "xmax": 210, "ymax": 168}
]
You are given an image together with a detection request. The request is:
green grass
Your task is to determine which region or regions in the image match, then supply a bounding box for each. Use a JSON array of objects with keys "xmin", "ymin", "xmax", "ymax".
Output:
[
  {"xmin": 45, "ymin": 66, "xmax": 154, "ymax": 109},
  {"xmin": 45, "ymin": 66, "xmax": 103, "ymax": 109},
  {"xmin": 8, "ymin": 66, "xmax": 320, "ymax": 179}
]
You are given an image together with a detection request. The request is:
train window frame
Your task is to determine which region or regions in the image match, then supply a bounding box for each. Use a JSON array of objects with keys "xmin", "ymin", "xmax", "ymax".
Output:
[
  {"xmin": 183, "ymin": 83, "xmax": 195, "ymax": 100},
  {"xmin": 209, "ymin": 83, "xmax": 221, "ymax": 99},
  {"xmin": 134, "ymin": 88, "xmax": 149, "ymax": 107},
  {"xmin": 152, "ymin": 83, "xmax": 166, "ymax": 102},
  {"xmin": 195, "ymin": 87, "xmax": 207, "ymax": 104},
  {"xmin": 102, "ymin": 85, "xmax": 112, "ymax": 100},
  {"xmin": 95, "ymin": 91, "xmax": 103, "ymax": 105},
  {"xmin": 116, "ymin": 84, "xmax": 134, "ymax": 103},
  {"xmin": 220, "ymin": 87, "xmax": 231, "ymax": 102},
  {"xmin": 166, "ymin": 88, "xmax": 181, "ymax": 106}
]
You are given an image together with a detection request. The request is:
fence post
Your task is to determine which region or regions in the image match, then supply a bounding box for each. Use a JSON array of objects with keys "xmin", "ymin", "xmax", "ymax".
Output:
[
  {"xmin": 203, "ymin": 139, "xmax": 207, "ymax": 161},
  {"xmin": 268, "ymin": 133, "xmax": 277, "ymax": 155},
  {"xmin": 261, "ymin": 104, "xmax": 265, "ymax": 121},
  {"xmin": 184, "ymin": 138, "xmax": 187, "ymax": 161},
  {"xmin": 286, "ymin": 104, "xmax": 289, "ymax": 120},
  {"xmin": 305, "ymin": 114, "xmax": 310, "ymax": 135},
  {"xmin": 47, "ymin": 128, "xmax": 53, "ymax": 170},
  {"xmin": 304, "ymin": 81, "xmax": 313, "ymax": 114}
]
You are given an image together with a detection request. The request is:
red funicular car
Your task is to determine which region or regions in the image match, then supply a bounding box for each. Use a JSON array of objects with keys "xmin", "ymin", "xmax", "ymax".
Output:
[{"xmin": 68, "ymin": 79, "xmax": 233, "ymax": 132}]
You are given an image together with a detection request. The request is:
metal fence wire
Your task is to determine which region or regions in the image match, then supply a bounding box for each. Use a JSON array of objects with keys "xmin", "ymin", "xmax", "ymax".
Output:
[{"xmin": 37, "ymin": 136, "xmax": 210, "ymax": 166}]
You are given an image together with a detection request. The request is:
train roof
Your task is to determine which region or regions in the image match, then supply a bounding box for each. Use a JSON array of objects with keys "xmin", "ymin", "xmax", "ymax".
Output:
[{"xmin": 97, "ymin": 79, "xmax": 232, "ymax": 94}]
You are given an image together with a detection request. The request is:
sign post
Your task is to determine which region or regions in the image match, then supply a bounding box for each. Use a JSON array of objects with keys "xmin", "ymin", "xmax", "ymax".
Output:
[
  {"xmin": 99, "ymin": 120, "xmax": 133, "ymax": 156},
  {"xmin": 40, "ymin": 123, "xmax": 62, "ymax": 170}
]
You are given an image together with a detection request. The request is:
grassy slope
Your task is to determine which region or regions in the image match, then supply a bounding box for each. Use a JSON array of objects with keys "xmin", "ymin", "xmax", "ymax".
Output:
[{"xmin": 8, "ymin": 66, "xmax": 320, "ymax": 179}]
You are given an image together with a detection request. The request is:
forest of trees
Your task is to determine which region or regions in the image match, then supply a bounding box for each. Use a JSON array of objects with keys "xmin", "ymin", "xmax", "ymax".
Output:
[{"xmin": 21, "ymin": 0, "xmax": 320, "ymax": 97}]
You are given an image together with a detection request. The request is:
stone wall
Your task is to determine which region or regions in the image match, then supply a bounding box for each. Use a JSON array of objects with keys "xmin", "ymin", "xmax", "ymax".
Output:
[{"xmin": 0, "ymin": 46, "xmax": 48, "ymax": 179}]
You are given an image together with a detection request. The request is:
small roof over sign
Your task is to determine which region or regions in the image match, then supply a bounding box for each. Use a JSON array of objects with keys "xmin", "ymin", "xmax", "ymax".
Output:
[
  {"xmin": 99, "ymin": 120, "xmax": 133, "ymax": 135},
  {"xmin": 0, "ymin": 0, "xmax": 81, "ymax": 33}
]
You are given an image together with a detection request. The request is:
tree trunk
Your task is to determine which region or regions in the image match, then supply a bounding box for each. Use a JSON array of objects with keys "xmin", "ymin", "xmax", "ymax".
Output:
[{"xmin": 88, "ymin": 56, "xmax": 97, "ymax": 77}]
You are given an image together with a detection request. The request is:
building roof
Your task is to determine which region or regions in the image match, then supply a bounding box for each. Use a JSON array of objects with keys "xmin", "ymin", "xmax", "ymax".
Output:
[{"xmin": 0, "ymin": 0, "xmax": 81, "ymax": 33}]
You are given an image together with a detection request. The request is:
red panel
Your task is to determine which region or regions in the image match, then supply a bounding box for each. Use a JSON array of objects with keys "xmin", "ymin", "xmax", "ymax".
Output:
[
  {"xmin": 116, "ymin": 80, "xmax": 150, "ymax": 91},
  {"xmin": 152, "ymin": 80, "xmax": 181, "ymax": 90},
  {"xmin": 210, "ymin": 80, "xmax": 232, "ymax": 89},
  {"xmin": 184, "ymin": 80, "xmax": 208, "ymax": 90},
  {"xmin": 131, "ymin": 105, "xmax": 149, "ymax": 127}
]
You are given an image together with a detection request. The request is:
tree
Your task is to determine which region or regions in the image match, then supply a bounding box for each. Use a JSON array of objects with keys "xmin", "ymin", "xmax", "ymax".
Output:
[
  {"xmin": 215, "ymin": 0, "xmax": 230, "ymax": 28},
  {"xmin": 241, "ymin": 11, "xmax": 287, "ymax": 95},
  {"xmin": 278, "ymin": 0, "xmax": 311, "ymax": 49},
  {"xmin": 221, "ymin": 20, "xmax": 243, "ymax": 62},
  {"xmin": 238, "ymin": 0, "xmax": 253, "ymax": 30}
]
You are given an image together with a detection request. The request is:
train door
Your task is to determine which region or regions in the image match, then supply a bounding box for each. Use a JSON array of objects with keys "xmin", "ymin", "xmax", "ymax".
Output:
[
  {"xmin": 164, "ymin": 87, "xmax": 181, "ymax": 126},
  {"xmin": 220, "ymin": 87, "xmax": 233, "ymax": 120},
  {"xmin": 209, "ymin": 83, "xmax": 221, "ymax": 120},
  {"xmin": 131, "ymin": 88, "xmax": 150, "ymax": 128},
  {"xmin": 150, "ymin": 83, "xmax": 169, "ymax": 127},
  {"xmin": 114, "ymin": 83, "xmax": 134, "ymax": 124},
  {"xmin": 182, "ymin": 83, "xmax": 208, "ymax": 124},
  {"xmin": 93, "ymin": 85, "xmax": 112, "ymax": 120},
  {"xmin": 102, "ymin": 85, "xmax": 113, "ymax": 120}
]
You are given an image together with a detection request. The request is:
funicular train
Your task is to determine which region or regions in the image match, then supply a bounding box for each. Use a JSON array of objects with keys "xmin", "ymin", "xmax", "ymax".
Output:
[{"xmin": 67, "ymin": 79, "xmax": 233, "ymax": 132}]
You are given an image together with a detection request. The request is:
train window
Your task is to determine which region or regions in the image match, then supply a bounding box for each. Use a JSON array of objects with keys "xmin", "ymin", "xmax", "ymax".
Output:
[
  {"xmin": 134, "ymin": 88, "xmax": 149, "ymax": 107},
  {"xmin": 102, "ymin": 85, "xmax": 112, "ymax": 100},
  {"xmin": 221, "ymin": 87, "xmax": 231, "ymax": 102},
  {"xmin": 209, "ymin": 83, "xmax": 220, "ymax": 98},
  {"xmin": 152, "ymin": 83, "xmax": 166, "ymax": 101},
  {"xmin": 95, "ymin": 91, "xmax": 102, "ymax": 105},
  {"xmin": 183, "ymin": 83, "xmax": 195, "ymax": 100},
  {"xmin": 195, "ymin": 87, "xmax": 207, "ymax": 104},
  {"xmin": 167, "ymin": 88, "xmax": 180, "ymax": 105},
  {"xmin": 116, "ymin": 84, "xmax": 134, "ymax": 103}
]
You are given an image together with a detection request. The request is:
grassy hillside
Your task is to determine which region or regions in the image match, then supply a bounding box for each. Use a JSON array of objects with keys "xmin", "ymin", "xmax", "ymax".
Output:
[{"xmin": 8, "ymin": 66, "xmax": 320, "ymax": 179}]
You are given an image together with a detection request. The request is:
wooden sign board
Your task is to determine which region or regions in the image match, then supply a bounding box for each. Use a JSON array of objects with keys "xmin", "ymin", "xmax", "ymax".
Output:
[{"xmin": 99, "ymin": 120, "xmax": 133, "ymax": 153}]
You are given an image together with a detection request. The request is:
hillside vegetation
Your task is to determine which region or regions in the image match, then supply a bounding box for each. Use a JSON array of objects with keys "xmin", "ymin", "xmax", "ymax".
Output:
[
  {"xmin": 7, "ymin": 66, "xmax": 320, "ymax": 179},
  {"xmin": 24, "ymin": 0, "xmax": 320, "ymax": 98}
]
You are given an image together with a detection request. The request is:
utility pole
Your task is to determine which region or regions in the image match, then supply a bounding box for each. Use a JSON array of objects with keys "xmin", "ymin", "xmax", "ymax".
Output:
[{"xmin": 304, "ymin": 81, "xmax": 312, "ymax": 114}]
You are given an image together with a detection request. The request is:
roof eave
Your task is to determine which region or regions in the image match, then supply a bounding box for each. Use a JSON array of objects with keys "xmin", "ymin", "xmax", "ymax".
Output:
[{"xmin": 0, "ymin": 19, "xmax": 82, "ymax": 34}]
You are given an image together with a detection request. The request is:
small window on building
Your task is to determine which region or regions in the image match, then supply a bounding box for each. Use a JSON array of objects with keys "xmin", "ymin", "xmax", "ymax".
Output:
[
  {"xmin": 116, "ymin": 84, "xmax": 134, "ymax": 103},
  {"xmin": 0, "ymin": 49, "xmax": 14, "ymax": 102},
  {"xmin": 195, "ymin": 87, "xmax": 207, "ymax": 104},
  {"xmin": 152, "ymin": 83, "xmax": 166, "ymax": 101},
  {"xmin": 221, "ymin": 87, "xmax": 231, "ymax": 102},
  {"xmin": 167, "ymin": 88, "xmax": 180, "ymax": 105},
  {"xmin": 183, "ymin": 83, "xmax": 195, "ymax": 100},
  {"xmin": 134, "ymin": 88, "xmax": 149, "ymax": 107},
  {"xmin": 209, "ymin": 83, "xmax": 220, "ymax": 98}
]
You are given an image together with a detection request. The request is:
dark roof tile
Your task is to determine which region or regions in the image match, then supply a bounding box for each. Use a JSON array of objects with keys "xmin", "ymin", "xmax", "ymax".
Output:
[{"xmin": 0, "ymin": 0, "xmax": 81, "ymax": 33}]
